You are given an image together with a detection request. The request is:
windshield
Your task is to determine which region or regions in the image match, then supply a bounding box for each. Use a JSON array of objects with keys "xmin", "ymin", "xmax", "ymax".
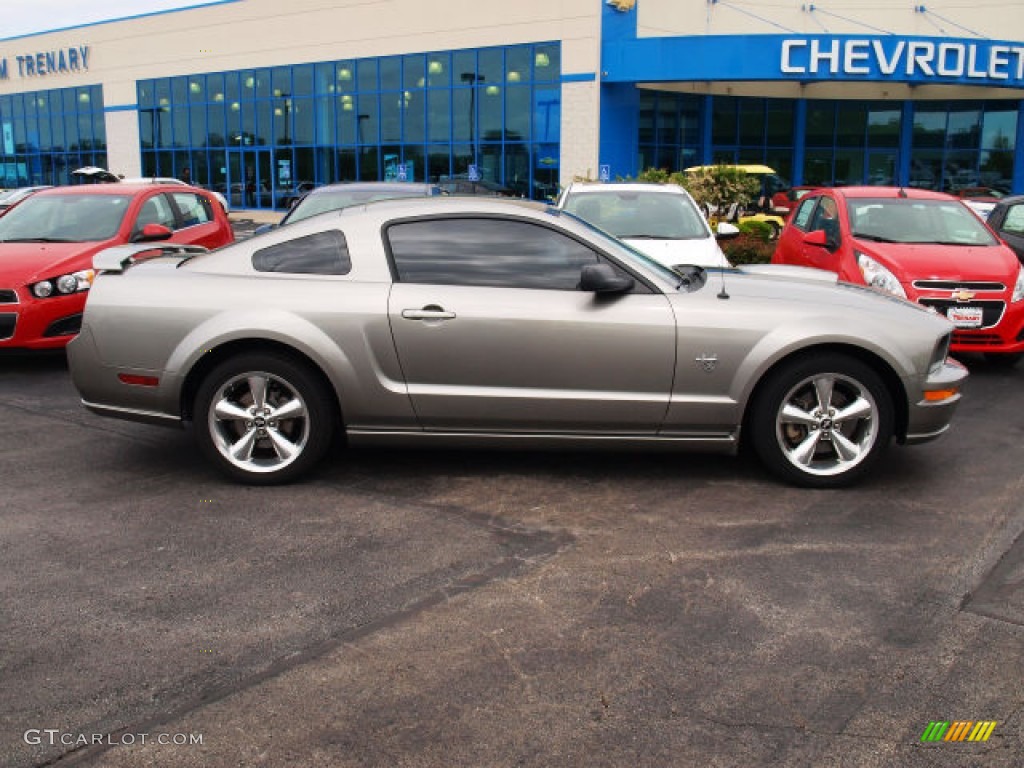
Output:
[
  {"xmin": 284, "ymin": 188, "xmax": 426, "ymax": 225},
  {"xmin": 552, "ymin": 208, "xmax": 688, "ymax": 286},
  {"xmin": 847, "ymin": 197, "xmax": 998, "ymax": 246},
  {"xmin": 0, "ymin": 194, "xmax": 131, "ymax": 242},
  {"xmin": 563, "ymin": 190, "xmax": 711, "ymax": 240}
]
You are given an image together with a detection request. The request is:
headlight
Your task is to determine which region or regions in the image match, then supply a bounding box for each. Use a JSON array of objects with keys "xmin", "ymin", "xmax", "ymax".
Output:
[
  {"xmin": 856, "ymin": 251, "xmax": 906, "ymax": 299},
  {"xmin": 31, "ymin": 269, "xmax": 94, "ymax": 298},
  {"xmin": 1013, "ymin": 265, "xmax": 1024, "ymax": 303}
]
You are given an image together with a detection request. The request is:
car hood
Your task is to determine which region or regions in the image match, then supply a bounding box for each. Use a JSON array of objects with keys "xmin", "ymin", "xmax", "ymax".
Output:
[
  {"xmin": 0, "ymin": 242, "xmax": 102, "ymax": 286},
  {"xmin": 854, "ymin": 240, "xmax": 1018, "ymax": 283},
  {"xmin": 623, "ymin": 236, "xmax": 729, "ymax": 268}
]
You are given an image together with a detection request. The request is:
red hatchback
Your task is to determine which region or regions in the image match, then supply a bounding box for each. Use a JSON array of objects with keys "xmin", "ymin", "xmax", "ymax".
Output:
[
  {"xmin": 0, "ymin": 184, "xmax": 234, "ymax": 350},
  {"xmin": 773, "ymin": 186, "xmax": 1024, "ymax": 365}
]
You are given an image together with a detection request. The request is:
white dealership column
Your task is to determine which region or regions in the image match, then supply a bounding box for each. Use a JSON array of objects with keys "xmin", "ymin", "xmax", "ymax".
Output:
[{"xmin": 560, "ymin": 79, "xmax": 601, "ymax": 188}]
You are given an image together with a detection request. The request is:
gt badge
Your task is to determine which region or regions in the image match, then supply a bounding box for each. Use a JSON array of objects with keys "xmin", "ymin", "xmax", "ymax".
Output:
[{"xmin": 695, "ymin": 353, "xmax": 718, "ymax": 372}]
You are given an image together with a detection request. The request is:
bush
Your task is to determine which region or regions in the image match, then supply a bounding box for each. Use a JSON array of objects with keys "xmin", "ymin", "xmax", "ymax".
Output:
[
  {"xmin": 722, "ymin": 233, "xmax": 775, "ymax": 265},
  {"xmin": 736, "ymin": 219, "xmax": 774, "ymax": 242}
]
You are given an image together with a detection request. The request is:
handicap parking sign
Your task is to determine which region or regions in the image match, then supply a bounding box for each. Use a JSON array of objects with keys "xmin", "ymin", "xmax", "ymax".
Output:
[
  {"xmin": 396, "ymin": 163, "xmax": 408, "ymax": 182},
  {"xmin": 468, "ymin": 164, "xmax": 480, "ymax": 182},
  {"xmin": 599, "ymin": 164, "xmax": 611, "ymax": 182}
]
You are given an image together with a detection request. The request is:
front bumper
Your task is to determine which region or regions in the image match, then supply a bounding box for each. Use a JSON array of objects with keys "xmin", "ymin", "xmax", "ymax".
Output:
[
  {"xmin": 0, "ymin": 290, "xmax": 86, "ymax": 350},
  {"xmin": 903, "ymin": 357, "xmax": 970, "ymax": 445}
]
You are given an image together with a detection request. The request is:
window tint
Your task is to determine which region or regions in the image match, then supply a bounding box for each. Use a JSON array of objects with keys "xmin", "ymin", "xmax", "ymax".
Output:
[
  {"xmin": 792, "ymin": 197, "xmax": 817, "ymax": 230},
  {"xmin": 135, "ymin": 194, "xmax": 176, "ymax": 231},
  {"xmin": 252, "ymin": 230, "xmax": 351, "ymax": 274},
  {"xmin": 171, "ymin": 192, "xmax": 214, "ymax": 227},
  {"xmin": 1001, "ymin": 204, "xmax": 1024, "ymax": 236},
  {"xmin": 387, "ymin": 217, "xmax": 601, "ymax": 290}
]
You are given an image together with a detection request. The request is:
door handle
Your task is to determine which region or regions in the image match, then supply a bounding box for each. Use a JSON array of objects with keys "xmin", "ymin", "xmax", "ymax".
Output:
[{"xmin": 401, "ymin": 305, "xmax": 456, "ymax": 321}]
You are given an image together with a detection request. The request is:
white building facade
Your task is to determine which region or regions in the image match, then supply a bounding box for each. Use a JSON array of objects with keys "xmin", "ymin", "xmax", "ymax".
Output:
[{"xmin": 2, "ymin": 0, "xmax": 1023, "ymax": 206}]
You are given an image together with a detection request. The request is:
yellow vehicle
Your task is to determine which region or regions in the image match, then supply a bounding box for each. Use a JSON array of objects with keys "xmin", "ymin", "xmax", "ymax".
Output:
[{"xmin": 685, "ymin": 164, "xmax": 789, "ymax": 239}]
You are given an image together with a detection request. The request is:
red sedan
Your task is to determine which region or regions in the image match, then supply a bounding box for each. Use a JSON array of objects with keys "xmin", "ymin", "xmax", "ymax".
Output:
[
  {"xmin": 0, "ymin": 184, "xmax": 234, "ymax": 350},
  {"xmin": 773, "ymin": 186, "xmax": 1024, "ymax": 365}
]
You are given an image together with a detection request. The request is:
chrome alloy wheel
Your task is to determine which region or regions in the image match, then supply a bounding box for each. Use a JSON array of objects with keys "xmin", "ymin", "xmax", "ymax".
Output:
[
  {"xmin": 774, "ymin": 372, "xmax": 880, "ymax": 478},
  {"xmin": 207, "ymin": 371, "xmax": 310, "ymax": 474}
]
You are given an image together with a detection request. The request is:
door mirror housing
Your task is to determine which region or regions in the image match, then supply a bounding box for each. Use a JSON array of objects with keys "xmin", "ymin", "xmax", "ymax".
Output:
[
  {"xmin": 580, "ymin": 263, "xmax": 634, "ymax": 294},
  {"xmin": 715, "ymin": 222, "xmax": 740, "ymax": 240},
  {"xmin": 803, "ymin": 226, "xmax": 840, "ymax": 252},
  {"xmin": 131, "ymin": 223, "xmax": 173, "ymax": 243}
]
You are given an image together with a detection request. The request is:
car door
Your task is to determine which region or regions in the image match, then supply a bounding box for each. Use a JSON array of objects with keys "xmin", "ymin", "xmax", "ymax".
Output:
[
  {"xmin": 799, "ymin": 195, "xmax": 843, "ymax": 273},
  {"xmin": 386, "ymin": 215, "xmax": 677, "ymax": 433},
  {"xmin": 166, "ymin": 191, "xmax": 230, "ymax": 248},
  {"xmin": 775, "ymin": 195, "xmax": 819, "ymax": 267},
  {"xmin": 990, "ymin": 201, "xmax": 1024, "ymax": 264}
]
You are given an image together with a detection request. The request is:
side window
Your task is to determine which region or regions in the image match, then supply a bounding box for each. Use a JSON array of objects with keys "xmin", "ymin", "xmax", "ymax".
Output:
[
  {"xmin": 792, "ymin": 197, "xmax": 817, "ymax": 231},
  {"xmin": 134, "ymin": 194, "xmax": 176, "ymax": 232},
  {"xmin": 1001, "ymin": 204, "xmax": 1024, "ymax": 236},
  {"xmin": 170, "ymin": 192, "xmax": 214, "ymax": 228},
  {"xmin": 807, "ymin": 197, "xmax": 839, "ymax": 234},
  {"xmin": 252, "ymin": 230, "xmax": 351, "ymax": 275},
  {"xmin": 387, "ymin": 217, "xmax": 602, "ymax": 290}
]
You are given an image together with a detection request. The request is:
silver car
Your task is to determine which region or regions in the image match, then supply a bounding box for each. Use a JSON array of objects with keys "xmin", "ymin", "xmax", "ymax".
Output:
[{"xmin": 67, "ymin": 198, "xmax": 968, "ymax": 488}]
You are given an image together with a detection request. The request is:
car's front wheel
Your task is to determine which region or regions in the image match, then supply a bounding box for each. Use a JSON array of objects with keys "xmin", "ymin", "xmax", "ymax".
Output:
[
  {"xmin": 749, "ymin": 354, "xmax": 894, "ymax": 488},
  {"xmin": 194, "ymin": 352, "xmax": 336, "ymax": 484}
]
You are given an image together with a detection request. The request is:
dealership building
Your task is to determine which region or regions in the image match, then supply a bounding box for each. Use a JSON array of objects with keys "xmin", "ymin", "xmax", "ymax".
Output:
[{"xmin": 2, "ymin": 0, "xmax": 1024, "ymax": 207}]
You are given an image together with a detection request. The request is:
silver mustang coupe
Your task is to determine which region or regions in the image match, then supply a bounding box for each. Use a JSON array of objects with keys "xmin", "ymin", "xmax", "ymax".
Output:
[{"xmin": 67, "ymin": 197, "xmax": 967, "ymax": 487}]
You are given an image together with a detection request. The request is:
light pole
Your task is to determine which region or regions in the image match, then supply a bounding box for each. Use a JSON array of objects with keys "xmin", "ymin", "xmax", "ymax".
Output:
[
  {"xmin": 274, "ymin": 90, "xmax": 291, "ymax": 145},
  {"xmin": 460, "ymin": 72, "xmax": 484, "ymax": 170}
]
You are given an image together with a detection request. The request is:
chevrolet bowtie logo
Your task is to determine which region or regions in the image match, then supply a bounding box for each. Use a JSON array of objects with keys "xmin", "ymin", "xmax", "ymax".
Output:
[{"xmin": 952, "ymin": 289, "xmax": 976, "ymax": 302}]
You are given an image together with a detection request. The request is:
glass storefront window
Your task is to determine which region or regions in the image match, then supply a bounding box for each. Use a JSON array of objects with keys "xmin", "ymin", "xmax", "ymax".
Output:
[{"xmin": 132, "ymin": 42, "xmax": 559, "ymax": 206}]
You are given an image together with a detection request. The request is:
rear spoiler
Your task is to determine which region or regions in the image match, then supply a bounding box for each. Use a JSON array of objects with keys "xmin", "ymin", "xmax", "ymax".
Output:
[{"xmin": 93, "ymin": 243, "xmax": 209, "ymax": 273}]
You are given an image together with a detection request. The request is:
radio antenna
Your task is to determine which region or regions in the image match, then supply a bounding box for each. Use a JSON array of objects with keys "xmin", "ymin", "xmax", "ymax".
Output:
[{"xmin": 717, "ymin": 266, "xmax": 731, "ymax": 300}]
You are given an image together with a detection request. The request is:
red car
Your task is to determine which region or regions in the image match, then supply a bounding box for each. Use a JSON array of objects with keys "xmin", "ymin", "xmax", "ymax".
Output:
[
  {"xmin": 0, "ymin": 184, "xmax": 234, "ymax": 350},
  {"xmin": 773, "ymin": 186, "xmax": 1024, "ymax": 365}
]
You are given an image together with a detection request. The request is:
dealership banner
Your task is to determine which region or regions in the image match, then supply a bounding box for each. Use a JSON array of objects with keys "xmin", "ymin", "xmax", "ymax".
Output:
[{"xmin": 603, "ymin": 34, "xmax": 1024, "ymax": 88}]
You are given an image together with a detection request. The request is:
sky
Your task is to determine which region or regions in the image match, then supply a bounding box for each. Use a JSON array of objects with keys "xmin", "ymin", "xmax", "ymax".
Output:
[{"xmin": 2, "ymin": 0, "xmax": 226, "ymax": 41}]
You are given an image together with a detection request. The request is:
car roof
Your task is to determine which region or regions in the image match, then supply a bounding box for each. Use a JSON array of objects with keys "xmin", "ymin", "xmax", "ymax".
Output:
[
  {"xmin": 990, "ymin": 194, "xmax": 1024, "ymax": 207},
  {"xmin": 685, "ymin": 164, "xmax": 777, "ymax": 175},
  {"xmin": 822, "ymin": 186, "xmax": 959, "ymax": 202},
  {"xmin": 564, "ymin": 182, "xmax": 689, "ymax": 194},
  {"xmin": 308, "ymin": 181, "xmax": 437, "ymax": 195},
  {"xmin": 34, "ymin": 183, "xmax": 190, "ymax": 197},
  {"xmin": 333, "ymin": 195, "xmax": 547, "ymax": 219}
]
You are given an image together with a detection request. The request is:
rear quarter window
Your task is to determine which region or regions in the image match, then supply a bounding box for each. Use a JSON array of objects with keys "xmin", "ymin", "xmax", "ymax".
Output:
[{"xmin": 252, "ymin": 230, "xmax": 351, "ymax": 275}]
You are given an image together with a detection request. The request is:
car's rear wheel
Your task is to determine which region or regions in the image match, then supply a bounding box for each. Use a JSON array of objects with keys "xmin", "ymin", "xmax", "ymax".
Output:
[
  {"xmin": 749, "ymin": 354, "xmax": 893, "ymax": 488},
  {"xmin": 194, "ymin": 352, "xmax": 335, "ymax": 484},
  {"xmin": 766, "ymin": 221, "xmax": 781, "ymax": 240}
]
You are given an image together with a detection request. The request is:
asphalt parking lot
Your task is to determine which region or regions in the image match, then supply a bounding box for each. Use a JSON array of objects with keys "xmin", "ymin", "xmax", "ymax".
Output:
[{"xmin": 0, "ymin": 348, "xmax": 1021, "ymax": 768}]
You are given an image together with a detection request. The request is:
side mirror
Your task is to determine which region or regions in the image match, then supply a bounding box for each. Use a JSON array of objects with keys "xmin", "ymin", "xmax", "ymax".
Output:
[
  {"xmin": 803, "ymin": 227, "xmax": 840, "ymax": 252},
  {"xmin": 580, "ymin": 263, "xmax": 634, "ymax": 294},
  {"xmin": 715, "ymin": 222, "xmax": 740, "ymax": 240},
  {"xmin": 131, "ymin": 223, "xmax": 173, "ymax": 243}
]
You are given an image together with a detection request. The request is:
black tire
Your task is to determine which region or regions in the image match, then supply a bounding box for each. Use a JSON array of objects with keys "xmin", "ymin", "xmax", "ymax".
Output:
[
  {"xmin": 193, "ymin": 351, "xmax": 336, "ymax": 485},
  {"xmin": 983, "ymin": 352, "xmax": 1022, "ymax": 368},
  {"xmin": 748, "ymin": 354, "xmax": 894, "ymax": 488},
  {"xmin": 766, "ymin": 221, "xmax": 781, "ymax": 241}
]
